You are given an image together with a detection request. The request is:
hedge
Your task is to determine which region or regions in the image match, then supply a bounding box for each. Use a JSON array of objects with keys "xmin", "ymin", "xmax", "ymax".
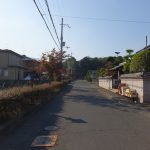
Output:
[{"xmin": 0, "ymin": 80, "xmax": 70, "ymax": 122}]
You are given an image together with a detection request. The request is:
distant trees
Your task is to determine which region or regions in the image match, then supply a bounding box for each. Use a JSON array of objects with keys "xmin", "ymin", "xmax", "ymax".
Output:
[
  {"xmin": 77, "ymin": 56, "xmax": 123, "ymax": 78},
  {"xmin": 63, "ymin": 48, "xmax": 150, "ymax": 79},
  {"xmin": 63, "ymin": 57, "xmax": 77, "ymax": 78}
]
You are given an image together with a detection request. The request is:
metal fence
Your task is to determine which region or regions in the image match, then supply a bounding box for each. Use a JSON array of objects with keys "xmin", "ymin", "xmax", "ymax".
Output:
[{"xmin": 0, "ymin": 80, "xmax": 49, "ymax": 89}]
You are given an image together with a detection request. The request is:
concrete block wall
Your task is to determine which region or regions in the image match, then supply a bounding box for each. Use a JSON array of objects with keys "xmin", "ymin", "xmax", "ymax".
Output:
[
  {"xmin": 121, "ymin": 78, "xmax": 144, "ymax": 103},
  {"xmin": 121, "ymin": 72, "xmax": 150, "ymax": 103},
  {"xmin": 99, "ymin": 77, "xmax": 112, "ymax": 90}
]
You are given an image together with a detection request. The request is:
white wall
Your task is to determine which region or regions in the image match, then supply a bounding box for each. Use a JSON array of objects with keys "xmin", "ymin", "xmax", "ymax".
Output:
[
  {"xmin": 99, "ymin": 77, "xmax": 112, "ymax": 90},
  {"xmin": 121, "ymin": 78, "xmax": 143, "ymax": 103}
]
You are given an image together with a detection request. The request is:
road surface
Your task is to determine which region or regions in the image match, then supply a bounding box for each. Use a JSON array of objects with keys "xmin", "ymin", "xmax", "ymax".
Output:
[{"xmin": 0, "ymin": 80, "xmax": 150, "ymax": 150}]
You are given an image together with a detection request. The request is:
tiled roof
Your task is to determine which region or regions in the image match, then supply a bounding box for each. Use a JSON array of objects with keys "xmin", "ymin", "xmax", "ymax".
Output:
[
  {"xmin": 136, "ymin": 45, "xmax": 150, "ymax": 53},
  {"xmin": 0, "ymin": 49, "xmax": 23, "ymax": 58},
  {"xmin": 121, "ymin": 72, "xmax": 150, "ymax": 79}
]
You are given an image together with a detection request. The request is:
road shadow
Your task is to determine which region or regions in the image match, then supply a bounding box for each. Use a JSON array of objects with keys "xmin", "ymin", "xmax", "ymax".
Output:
[
  {"xmin": 55, "ymin": 114, "xmax": 87, "ymax": 123},
  {"xmin": 66, "ymin": 86, "xmax": 147, "ymax": 113},
  {"xmin": 0, "ymin": 84, "xmax": 73, "ymax": 150}
]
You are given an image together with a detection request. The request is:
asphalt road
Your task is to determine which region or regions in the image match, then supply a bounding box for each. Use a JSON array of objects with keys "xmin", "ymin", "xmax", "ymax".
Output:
[{"xmin": 0, "ymin": 80, "xmax": 150, "ymax": 150}]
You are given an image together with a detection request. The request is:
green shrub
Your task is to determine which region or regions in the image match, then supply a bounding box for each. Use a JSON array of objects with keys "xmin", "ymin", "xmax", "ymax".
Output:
[
  {"xmin": 130, "ymin": 49, "xmax": 150, "ymax": 72},
  {"xmin": 96, "ymin": 68, "xmax": 106, "ymax": 77},
  {"xmin": 84, "ymin": 71, "xmax": 92, "ymax": 82}
]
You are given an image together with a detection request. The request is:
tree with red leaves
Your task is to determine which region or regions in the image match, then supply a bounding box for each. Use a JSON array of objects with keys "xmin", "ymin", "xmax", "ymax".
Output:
[{"xmin": 37, "ymin": 49, "xmax": 68, "ymax": 81}]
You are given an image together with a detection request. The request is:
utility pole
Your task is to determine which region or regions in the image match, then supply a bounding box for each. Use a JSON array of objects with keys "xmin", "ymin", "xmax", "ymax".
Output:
[
  {"xmin": 60, "ymin": 18, "xmax": 64, "ymax": 54},
  {"xmin": 60, "ymin": 18, "xmax": 70, "ymax": 57},
  {"xmin": 60, "ymin": 18, "xmax": 70, "ymax": 80},
  {"xmin": 146, "ymin": 35, "xmax": 148, "ymax": 47},
  {"xmin": 114, "ymin": 51, "xmax": 121, "ymax": 82}
]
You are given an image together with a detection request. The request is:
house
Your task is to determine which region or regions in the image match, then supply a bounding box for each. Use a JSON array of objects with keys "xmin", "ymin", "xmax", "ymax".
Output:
[
  {"xmin": 109, "ymin": 62, "xmax": 125, "ymax": 88},
  {"xmin": 0, "ymin": 49, "xmax": 25, "ymax": 80},
  {"xmin": 22, "ymin": 55, "xmax": 39, "ymax": 79},
  {"xmin": 136, "ymin": 45, "xmax": 150, "ymax": 53}
]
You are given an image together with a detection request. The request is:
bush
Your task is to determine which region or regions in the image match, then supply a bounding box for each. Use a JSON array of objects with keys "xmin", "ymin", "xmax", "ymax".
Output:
[
  {"xmin": 84, "ymin": 71, "xmax": 92, "ymax": 82},
  {"xmin": 0, "ymin": 81, "xmax": 69, "ymax": 122},
  {"xmin": 130, "ymin": 49, "xmax": 150, "ymax": 73},
  {"xmin": 96, "ymin": 68, "xmax": 106, "ymax": 77}
]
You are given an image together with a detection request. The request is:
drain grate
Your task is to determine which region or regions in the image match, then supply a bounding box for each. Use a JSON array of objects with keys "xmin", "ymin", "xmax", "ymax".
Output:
[{"xmin": 31, "ymin": 135, "xmax": 57, "ymax": 147}]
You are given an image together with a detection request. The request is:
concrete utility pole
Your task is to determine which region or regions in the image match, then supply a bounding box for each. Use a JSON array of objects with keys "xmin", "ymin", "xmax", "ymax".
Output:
[
  {"xmin": 60, "ymin": 18, "xmax": 70, "ymax": 54},
  {"xmin": 146, "ymin": 35, "xmax": 148, "ymax": 47},
  {"xmin": 60, "ymin": 18, "xmax": 64, "ymax": 54},
  {"xmin": 114, "ymin": 51, "xmax": 121, "ymax": 81}
]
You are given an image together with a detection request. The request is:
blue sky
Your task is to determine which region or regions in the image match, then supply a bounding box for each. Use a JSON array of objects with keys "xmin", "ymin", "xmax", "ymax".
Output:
[{"xmin": 0, "ymin": 0, "xmax": 150, "ymax": 60}]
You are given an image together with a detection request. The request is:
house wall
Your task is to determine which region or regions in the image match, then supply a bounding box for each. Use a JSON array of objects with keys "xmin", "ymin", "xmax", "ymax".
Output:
[
  {"xmin": 121, "ymin": 78, "xmax": 144, "ymax": 103},
  {"xmin": 0, "ymin": 50, "xmax": 24, "ymax": 80},
  {"xmin": 99, "ymin": 77, "xmax": 112, "ymax": 90},
  {"xmin": 8, "ymin": 53, "xmax": 23, "ymax": 67},
  {"xmin": 0, "ymin": 52, "xmax": 8, "ymax": 67}
]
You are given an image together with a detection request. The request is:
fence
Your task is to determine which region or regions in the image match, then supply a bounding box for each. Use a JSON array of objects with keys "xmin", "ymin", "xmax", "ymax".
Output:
[{"xmin": 0, "ymin": 80, "xmax": 49, "ymax": 89}]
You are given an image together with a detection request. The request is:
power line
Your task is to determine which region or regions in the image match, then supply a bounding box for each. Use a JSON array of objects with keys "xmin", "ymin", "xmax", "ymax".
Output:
[
  {"xmin": 33, "ymin": 0, "xmax": 60, "ymax": 50},
  {"xmin": 37, "ymin": 0, "xmax": 45, "ymax": 15},
  {"xmin": 37, "ymin": 0, "xmax": 52, "ymax": 29},
  {"xmin": 44, "ymin": 0, "xmax": 61, "ymax": 45},
  {"xmin": 53, "ymin": 14, "xmax": 150, "ymax": 24}
]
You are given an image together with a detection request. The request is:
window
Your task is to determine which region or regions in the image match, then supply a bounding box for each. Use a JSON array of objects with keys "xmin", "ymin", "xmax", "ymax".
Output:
[
  {"xmin": 4, "ymin": 70, "xmax": 8, "ymax": 77},
  {"xmin": 0, "ymin": 69, "xmax": 8, "ymax": 77}
]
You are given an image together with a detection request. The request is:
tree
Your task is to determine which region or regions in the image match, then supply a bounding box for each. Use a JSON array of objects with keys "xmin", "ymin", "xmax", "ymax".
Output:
[
  {"xmin": 114, "ymin": 56, "xmax": 123, "ymax": 66},
  {"xmin": 37, "ymin": 49, "xmax": 68, "ymax": 81},
  {"xmin": 96, "ymin": 68, "xmax": 106, "ymax": 77},
  {"xmin": 123, "ymin": 49, "xmax": 134, "ymax": 73},
  {"xmin": 84, "ymin": 70, "xmax": 92, "ymax": 82},
  {"xmin": 63, "ymin": 57, "xmax": 77, "ymax": 78},
  {"xmin": 130, "ymin": 49, "xmax": 150, "ymax": 72},
  {"xmin": 126, "ymin": 49, "xmax": 134, "ymax": 56}
]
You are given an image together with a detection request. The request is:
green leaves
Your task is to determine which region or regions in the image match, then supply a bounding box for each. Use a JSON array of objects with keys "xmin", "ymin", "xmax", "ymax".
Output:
[
  {"xmin": 96, "ymin": 68, "xmax": 106, "ymax": 77},
  {"xmin": 130, "ymin": 49, "xmax": 150, "ymax": 72},
  {"xmin": 85, "ymin": 71, "xmax": 92, "ymax": 82},
  {"xmin": 123, "ymin": 49, "xmax": 134, "ymax": 73}
]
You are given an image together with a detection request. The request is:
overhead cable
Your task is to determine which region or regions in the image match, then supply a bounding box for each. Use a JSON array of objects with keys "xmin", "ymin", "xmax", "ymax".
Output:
[
  {"xmin": 33, "ymin": 0, "xmax": 60, "ymax": 50},
  {"xmin": 44, "ymin": 0, "xmax": 61, "ymax": 45},
  {"xmin": 54, "ymin": 14, "xmax": 150, "ymax": 24}
]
